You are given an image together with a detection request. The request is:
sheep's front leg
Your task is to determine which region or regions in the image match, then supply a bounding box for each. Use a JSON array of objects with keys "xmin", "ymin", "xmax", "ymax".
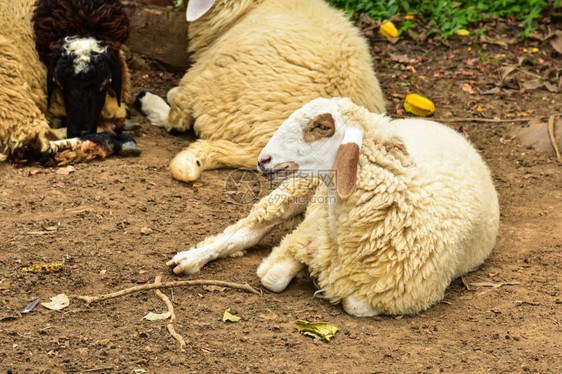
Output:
[
  {"xmin": 256, "ymin": 230, "xmax": 308, "ymax": 293},
  {"xmin": 167, "ymin": 177, "xmax": 319, "ymax": 275},
  {"xmin": 135, "ymin": 88, "xmax": 193, "ymax": 132},
  {"xmin": 135, "ymin": 91, "xmax": 170, "ymax": 127}
]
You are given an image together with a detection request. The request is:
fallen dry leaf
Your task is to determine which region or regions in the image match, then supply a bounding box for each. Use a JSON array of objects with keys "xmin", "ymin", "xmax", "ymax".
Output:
[
  {"xmin": 22, "ymin": 262, "xmax": 63, "ymax": 274},
  {"xmin": 389, "ymin": 53, "xmax": 409, "ymax": 63},
  {"xmin": 460, "ymin": 83, "xmax": 477, "ymax": 95},
  {"xmin": 549, "ymin": 30, "xmax": 562, "ymax": 54},
  {"xmin": 295, "ymin": 320, "xmax": 339, "ymax": 342},
  {"xmin": 223, "ymin": 308, "xmax": 241, "ymax": 323},
  {"xmin": 143, "ymin": 311, "xmax": 171, "ymax": 321},
  {"xmin": 203, "ymin": 285, "xmax": 226, "ymax": 292},
  {"xmin": 56, "ymin": 165, "xmax": 75, "ymax": 175},
  {"xmin": 41, "ymin": 294, "xmax": 70, "ymax": 311}
]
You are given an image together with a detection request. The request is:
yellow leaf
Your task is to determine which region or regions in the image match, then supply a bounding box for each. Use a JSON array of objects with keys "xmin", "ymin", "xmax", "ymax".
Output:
[
  {"xmin": 531, "ymin": 47, "xmax": 539, "ymax": 53},
  {"xmin": 222, "ymin": 308, "xmax": 241, "ymax": 322},
  {"xmin": 405, "ymin": 14, "xmax": 416, "ymax": 20},
  {"xmin": 380, "ymin": 20, "xmax": 399, "ymax": 39},
  {"xmin": 295, "ymin": 320, "xmax": 339, "ymax": 342},
  {"xmin": 455, "ymin": 29, "xmax": 470, "ymax": 36},
  {"xmin": 22, "ymin": 262, "xmax": 63, "ymax": 274},
  {"xmin": 404, "ymin": 93, "xmax": 436, "ymax": 117}
]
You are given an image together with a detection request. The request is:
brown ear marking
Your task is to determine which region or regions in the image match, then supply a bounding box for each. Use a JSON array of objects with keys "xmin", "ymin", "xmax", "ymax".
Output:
[
  {"xmin": 304, "ymin": 113, "xmax": 336, "ymax": 143},
  {"xmin": 382, "ymin": 136, "xmax": 410, "ymax": 165},
  {"xmin": 383, "ymin": 138, "xmax": 409, "ymax": 156},
  {"xmin": 333, "ymin": 142, "xmax": 360, "ymax": 200}
]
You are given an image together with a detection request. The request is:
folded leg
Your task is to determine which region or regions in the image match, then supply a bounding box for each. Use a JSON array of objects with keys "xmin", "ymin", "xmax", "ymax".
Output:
[
  {"xmin": 170, "ymin": 139, "xmax": 262, "ymax": 182},
  {"xmin": 13, "ymin": 132, "xmax": 141, "ymax": 166}
]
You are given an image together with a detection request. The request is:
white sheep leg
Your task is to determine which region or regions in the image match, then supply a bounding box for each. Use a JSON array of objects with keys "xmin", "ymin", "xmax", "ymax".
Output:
[
  {"xmin": 135, "ymin": 92, "xmax": 170, "ymax": 128},
  {"xmin": 167, "ymin": 177, "xmax": 319, "ymax": 274},
  {"xmin": 169, "ymin": 223, "xmax": 277, "ymax": 275},
  {"xmin": 169, "ymin": 139, "xmax": 262, "ymax": 182},
  {"xmin": 257, "ymin": 235, "xmax": 306, "ymax": 292},
  {"xmin": 341, "ymin": 295, "xmax": 380, "ymax": 317}
]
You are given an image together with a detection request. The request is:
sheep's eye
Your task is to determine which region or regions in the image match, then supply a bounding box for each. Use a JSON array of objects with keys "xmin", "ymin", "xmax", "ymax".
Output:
[
  {"xmin": 314, "ymin": 123, "xmax": 331, "ymax": 132},
  {"xmin": 304, "ymin": 113, "xmax": 335, "ymax": 143}
]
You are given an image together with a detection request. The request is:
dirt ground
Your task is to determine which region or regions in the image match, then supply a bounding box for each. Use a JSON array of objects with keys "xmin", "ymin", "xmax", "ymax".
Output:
[{"xmin": 1, "ymin": 16, "xmax": 561, "ymax": 374}]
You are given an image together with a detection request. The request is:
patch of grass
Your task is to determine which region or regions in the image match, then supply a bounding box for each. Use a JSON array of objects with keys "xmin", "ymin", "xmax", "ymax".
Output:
[{"xmin": 327, "ymin": 0, "xmax": 561, "ymax": 39}]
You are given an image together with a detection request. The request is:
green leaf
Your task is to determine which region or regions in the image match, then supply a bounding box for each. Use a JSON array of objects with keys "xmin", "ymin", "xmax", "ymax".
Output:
[
  {"xmin": 295, "ymin": 320, "xmax": 339, "ymax": 342},
  {"xmin": 222, "ymin": 308, "xmax": 241, "ymax": 323}
]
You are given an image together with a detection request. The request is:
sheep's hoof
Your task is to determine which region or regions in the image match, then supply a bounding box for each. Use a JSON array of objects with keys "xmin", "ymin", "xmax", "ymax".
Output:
[
  {"xmin": 257, "ymin": 260, "xmax": 299, "ymax": 293},
  {"xmin": 123, "ymin": 119, "xmax": 142, "ymax": 132},
  {"xmin": 119, "ymin": 140, "xmax": 142, "ymax": 156},
  {"xmin": 170, "ymin": 150, "xmax": 202, "ymax": 182},
  {"xmin": 342, "ymin": 295, "xmax": 379, "ymax": 317},
  {"xmin": 167, "ymin": 251, "xmax": 204, "ymax": 275}
]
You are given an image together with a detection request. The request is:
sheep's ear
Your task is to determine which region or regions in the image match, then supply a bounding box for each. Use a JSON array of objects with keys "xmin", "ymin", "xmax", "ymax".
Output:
[
  {"xmin": 333, "ymin": 142, "xmax": 360, "ymax": 200},
  {"xmin": 109, "ymin": 57, "xmax": 123, "ymax": 107},
  {"xmin": 187, "ymin": 0, "xmax": 216, "ymax": 22}
]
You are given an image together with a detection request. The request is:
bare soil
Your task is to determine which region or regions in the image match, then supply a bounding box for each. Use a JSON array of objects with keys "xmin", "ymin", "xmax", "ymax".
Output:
[{"xmin": 1, "ymin": 20, "xmax": 561, "ymax": 374}]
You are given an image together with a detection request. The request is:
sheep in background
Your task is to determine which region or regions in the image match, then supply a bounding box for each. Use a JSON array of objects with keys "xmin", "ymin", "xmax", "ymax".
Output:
[
  {"xmin": 167, "ymin": 97, "xmax": 500, "ymax": 316},
  {"xmin": 33, "ymin": 0, "xmax": 133, "ymax": 138},
  {"xmin": 136, "ymin": 0, "xmax": 385, "ymax": 182},
  {"xmin": 0, "ymin": 0, "xmax": 139, "ymax": 165}
]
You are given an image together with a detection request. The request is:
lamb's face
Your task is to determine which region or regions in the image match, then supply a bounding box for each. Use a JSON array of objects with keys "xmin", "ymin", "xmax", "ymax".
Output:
[
  {"xmin": 48, "ymin": 36, "xmax": 123, "ymax": 138},
  {"xmin": 258, "ymin": 98, "xmax": 362, "ymax": 179}
]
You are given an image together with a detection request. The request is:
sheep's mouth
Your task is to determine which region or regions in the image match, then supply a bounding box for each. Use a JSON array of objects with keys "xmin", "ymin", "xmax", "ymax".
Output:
[{"xmin": 260, "ymin": 162, "xmax": 299, "ymax": 177}]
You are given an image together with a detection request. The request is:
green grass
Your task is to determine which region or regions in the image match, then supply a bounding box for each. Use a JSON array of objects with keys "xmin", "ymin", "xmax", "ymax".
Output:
[{"xmin": 327, "ymin": 0, "xmax": 561, "ymax": 39}]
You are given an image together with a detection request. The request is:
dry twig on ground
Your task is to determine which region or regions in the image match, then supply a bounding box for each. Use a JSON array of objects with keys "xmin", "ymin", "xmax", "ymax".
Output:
[
  {"xmin": 547, "ymin": 116, "xmax": 562, "ymax": 163},
  {"xmin": 154, "ymin": 275, "xmax": 186, "ymax": 352},
  {"xmin": 74, "ymin": 279, "xmax": 260, "ymax": 304}
]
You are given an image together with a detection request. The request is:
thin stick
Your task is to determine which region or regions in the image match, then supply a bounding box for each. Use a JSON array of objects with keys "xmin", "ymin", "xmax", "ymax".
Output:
[
  {"xmin": 430, "ymin": 113, "xmax": 562, "ymax": 123},
  {"xmin": 547, "ymin": 116, "xmax": 562, "ymax": 163},
  {"xmin": 154, "ymin": 276, "xmax": 186, "ymax": 352},
  {"xmin": 74, "ymin": 279, "xmax": 260, "ymax": 304}
]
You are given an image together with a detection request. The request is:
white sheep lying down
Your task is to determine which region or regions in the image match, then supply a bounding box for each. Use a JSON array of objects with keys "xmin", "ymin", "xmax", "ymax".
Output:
[
  {"xmin": 168, "ymin": 98, "xmax": 500, "ymax": 316},
  {"xmin": 137, "ymin": 0, "xmax": 385, "ymax": 182}
]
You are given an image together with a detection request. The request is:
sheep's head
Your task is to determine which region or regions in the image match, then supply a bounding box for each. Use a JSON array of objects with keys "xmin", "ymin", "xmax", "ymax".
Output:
[
  {"xmin": 258, "ymin": 98, "xmax": 364, "ymax": 200},
  {"xmin": 47, "ymin": 36, "xmax": 123, "ymax": 138}
]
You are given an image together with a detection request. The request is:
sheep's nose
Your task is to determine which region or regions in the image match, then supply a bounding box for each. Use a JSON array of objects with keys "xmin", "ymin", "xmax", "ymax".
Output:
[
  {"xmin": 258, "ymin": 155, "xmax": 272, "ymax": 167},
  {"xmin": 257, "ymin": 155, "xmax": 272, "ymax": 173}
]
